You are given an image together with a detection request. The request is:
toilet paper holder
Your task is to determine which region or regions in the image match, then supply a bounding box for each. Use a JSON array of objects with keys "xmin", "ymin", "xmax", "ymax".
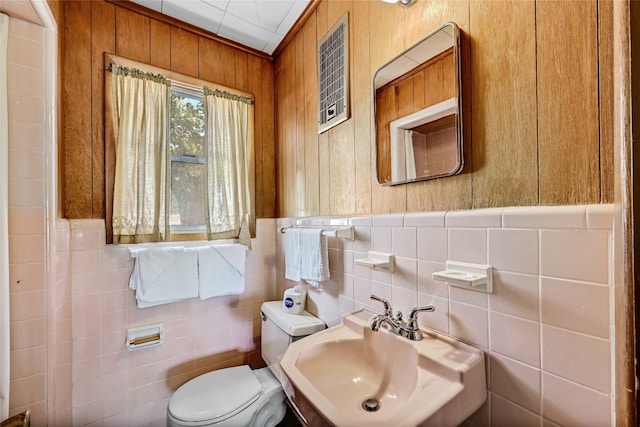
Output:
[{"xmin": 126, "ymin": 323, "xmax": 163, "ymax": 351}]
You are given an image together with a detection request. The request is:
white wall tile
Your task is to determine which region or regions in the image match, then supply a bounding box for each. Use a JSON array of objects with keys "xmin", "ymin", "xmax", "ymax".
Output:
[
  {"xmin": 370, "ymin": 226, "xmax": 392, "ymax": 252},
  {"xmin": 542, "ymin": 325, "xmax": 610, "ymax": 393},
  {"xmin": 449, "ymin": 228, "xmax": 487, "ymax": 264},
  {"xmin": 586, "ymin": 204, "xmax": 614, "ymax": 230},
  {"xmin": 542, "ymin": 373, "xmax": 611, "ymax": 427},
  {"xmin": 491, "ymin": 393, "xmax": 540, "ymax": 427},
  {"xmin": 490, "ymin": 353, "xmax": 541, "ymax": 414},
  {"xmin": 449, "ymin": 301, "xmax": 488, "ymax": 348},
  {"xmin": 541, "ymin": 277, "xmax": 610, "ymax": 339},
  {"xmin": 446, "ymin": 208, "xmax": 502, "ymax": 228},
  {"xmin": 392, "ymin": 227, "xmax": 417, "ymax": 258},
  {"xmin": 503, "ymin": 205, "xmax": 586, "ymax": 230},
  {"xmin": 404, "ymin": 211, "xmax": 445, "ymax": 227},
  {"xmin": 417, "ymin": 227, "xmax": 447, "ymax": 261},
  {"xmin": 540, "ymin": 230, "xmax": 610, "ymax": 284},
  {"xmin": 489, "ymin": 271, "xmax": 539, "ymax": 321},
  {"xmin": 490, "ymin": 312, "xmax": 540, "ymax": 367},
  {"xmin": 488, "ymin": 229, "xmax": 538, "ymax": 275},
  {"xmin": 417, "ymin": 260, "xmax": 448, "ymax": 298}
]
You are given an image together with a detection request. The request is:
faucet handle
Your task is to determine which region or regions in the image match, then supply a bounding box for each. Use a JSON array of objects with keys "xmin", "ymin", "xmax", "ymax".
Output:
[
  {"xmin": 370, "ymin": 295, "xmax": 392, "ymax": 316},
  {"xmin": 407, "ymin": 305, "xmax": 435, "ymax": 328}
]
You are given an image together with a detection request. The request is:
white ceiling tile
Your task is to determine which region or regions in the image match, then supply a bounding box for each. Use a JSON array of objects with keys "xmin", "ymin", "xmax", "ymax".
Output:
[
  {"xmin": 128, "ymin": 0, "xmax": 309, "ymax": 55},
  {"xmin": 162, "ymin": 0, "xmax": 225, "ymax": 33},
  {"xmin": 226, "ymin": 0, "xmax": 293, "ymax": 33},
  {"xmin": 201, "ymin": 0, "xmax": 230, "ymax": 11},
  {"xmin": 218, "ymin": 13, "xmax": 273, "ymax": 52},
  {"xmin": 275, "ymin": 0, "xmax": 308, "ymax": 35}
]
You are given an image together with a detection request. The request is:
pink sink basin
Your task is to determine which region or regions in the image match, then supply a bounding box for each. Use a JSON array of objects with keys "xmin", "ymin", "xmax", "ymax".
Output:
[{"xmin": 280, "ymin": 308, "xmax": 486, "ymax": 427}]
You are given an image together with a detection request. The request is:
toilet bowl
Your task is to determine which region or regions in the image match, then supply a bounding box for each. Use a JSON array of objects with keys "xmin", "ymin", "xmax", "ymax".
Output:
[{"xmin": 167, "ymin": 301, "xmax": 325, "ymax": 427}]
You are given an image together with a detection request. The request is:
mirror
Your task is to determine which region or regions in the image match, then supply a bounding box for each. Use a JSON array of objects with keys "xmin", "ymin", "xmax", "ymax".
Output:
[{"xmin": 374, "ymin": 22, "xmax": 462, "ymax": 185}]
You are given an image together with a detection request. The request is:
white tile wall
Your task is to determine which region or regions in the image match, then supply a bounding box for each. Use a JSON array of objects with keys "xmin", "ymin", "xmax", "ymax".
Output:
[{"xmin": 277, "ymin": 204, "xmax": 615, "ymax": 427}]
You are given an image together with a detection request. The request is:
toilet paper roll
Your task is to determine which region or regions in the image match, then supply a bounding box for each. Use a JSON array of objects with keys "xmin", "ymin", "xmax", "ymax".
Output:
[{"xmin": 282, "ymin": 288, "xmax": 306, "ymax": 315}]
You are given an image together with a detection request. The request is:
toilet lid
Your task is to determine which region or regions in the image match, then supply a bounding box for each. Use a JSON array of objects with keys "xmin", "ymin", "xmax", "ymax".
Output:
[{"xmin": 168, "ymin": 365, "xmax": 262, "ymax": 423}]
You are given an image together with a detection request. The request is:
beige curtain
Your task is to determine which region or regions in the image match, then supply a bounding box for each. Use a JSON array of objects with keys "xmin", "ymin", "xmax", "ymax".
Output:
[
  {"xmin": 111, "ymin": 66, "xmax": 171, "ymax": 243},
  {"xmin": 203, "ymin": 88, "xmax": 252, "ymax": 247}
]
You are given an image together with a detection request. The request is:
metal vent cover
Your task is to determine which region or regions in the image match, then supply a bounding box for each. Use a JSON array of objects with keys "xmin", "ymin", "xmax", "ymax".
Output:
[{"xmin": 317, "ymin": 12, "xmax": 349, "ymax": 134}]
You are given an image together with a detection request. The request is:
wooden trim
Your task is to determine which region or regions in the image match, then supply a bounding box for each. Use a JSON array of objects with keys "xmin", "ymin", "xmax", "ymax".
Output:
[
  {"xmin": 614, "ymin": 0, "xmax": 637, "ymax": 425},
  {"xmin": 105, "ymin": 0, "xmax": 272, "ymax": 61},
  {"xmin": 272, "ymin": 0, "xmax": 322, "ymax": 59}
]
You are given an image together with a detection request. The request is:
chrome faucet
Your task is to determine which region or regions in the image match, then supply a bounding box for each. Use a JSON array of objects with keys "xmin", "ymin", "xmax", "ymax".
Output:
[{"xmin": 369, "ymin": 295, "xmax": 435, "ymax": 341}]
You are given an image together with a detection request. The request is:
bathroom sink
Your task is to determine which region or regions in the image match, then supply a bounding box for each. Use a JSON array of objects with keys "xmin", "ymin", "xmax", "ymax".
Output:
[{"xmin": 280, "ymin": 308, "xmax": 486, "ymax": 427}]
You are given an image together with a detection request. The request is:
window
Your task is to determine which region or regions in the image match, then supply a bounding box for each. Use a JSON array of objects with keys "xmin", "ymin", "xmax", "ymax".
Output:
[
  {"xmin": 105, "ymin": 54, "xmax": 255, "ymax": 245},
  {"xmin": 169, "ymin": 86, "xmax": 206, "ymax": 233}
]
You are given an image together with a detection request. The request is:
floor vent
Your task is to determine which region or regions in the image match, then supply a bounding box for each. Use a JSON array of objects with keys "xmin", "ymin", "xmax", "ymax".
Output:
[{"xmin": 317, "ymin": 12, "xmax": 349, "ymax": 134}]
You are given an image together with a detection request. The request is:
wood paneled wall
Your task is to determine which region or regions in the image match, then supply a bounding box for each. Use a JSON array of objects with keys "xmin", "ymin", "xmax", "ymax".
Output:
[
  {"xmin": 60, "ymin": 0, "xmax": 276, "ymax": 219},
  {"xmin": 274, "ymin": 0, "xmax": 614, "ymax": 218}
]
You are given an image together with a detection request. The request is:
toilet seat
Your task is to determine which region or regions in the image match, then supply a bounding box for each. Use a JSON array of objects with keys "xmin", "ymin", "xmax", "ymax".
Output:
[{"xmin": 168, "ymin": 365, "xmax": 263, "ymax": 424}]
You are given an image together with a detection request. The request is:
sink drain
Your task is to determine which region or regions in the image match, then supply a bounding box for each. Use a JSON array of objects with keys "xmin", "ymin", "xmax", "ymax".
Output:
[{"xmin": 362, "ymin": 398, "xmax": 380, "ymax": 412}]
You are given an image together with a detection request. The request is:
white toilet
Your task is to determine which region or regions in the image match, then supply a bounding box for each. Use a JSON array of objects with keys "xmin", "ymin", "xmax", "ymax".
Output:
[{"xmin": 167, "ymin": 301, "xmax": 325, "ymax": 427}]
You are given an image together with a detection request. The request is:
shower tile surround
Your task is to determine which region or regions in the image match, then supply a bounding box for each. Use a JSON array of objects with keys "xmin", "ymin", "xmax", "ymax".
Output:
[{"xmin": 277, "ymin": 204, "xmax": 614, "ymax": 427}]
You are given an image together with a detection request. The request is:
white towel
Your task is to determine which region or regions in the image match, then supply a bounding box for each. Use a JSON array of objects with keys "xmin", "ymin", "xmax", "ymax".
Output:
[
  {"xmin": 129, "ymin": 247, "xmax": 199, "ymax": 308},
  {"xmin": 197, "ymin": 244, "xmax": 247, "ymax": 300},
  {"xmin": 284, "ymin": 228, "xmax": 329, "ymax": 287},
  {"xmin": 284, "ymin": 228, "xmax": 302, "ymax": 281}
]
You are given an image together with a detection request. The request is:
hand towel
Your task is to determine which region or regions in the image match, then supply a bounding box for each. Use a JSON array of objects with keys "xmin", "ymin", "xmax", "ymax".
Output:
[
  {"xmin": 284, "ymin": 228, "xmax": 329, "ymax": 287},
  {"xmin": 284, "ymin": 228, "xmax": 303, "ymax": 281},
  {"xmin": 299, "ymin": 229, "xmax": 329, "ymax": 287},
  {"xmin": 129, "ymin": 247, "xmax": 199, "ymax": 308},
  {"xmin": 198, "ymin": 244, "xmax": 247, "ymax": 300}
]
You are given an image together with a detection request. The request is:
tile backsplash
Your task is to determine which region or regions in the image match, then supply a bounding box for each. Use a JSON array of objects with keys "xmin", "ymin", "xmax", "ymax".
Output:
[{"xmin": 277, "ymin": 204, "xmax": 614, "ymax": 427}]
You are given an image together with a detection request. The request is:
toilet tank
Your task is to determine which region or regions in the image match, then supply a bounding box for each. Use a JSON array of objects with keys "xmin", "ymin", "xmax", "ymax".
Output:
[{"xmin": 260, "ymin": 301, "xmax": 325, "ymax": 383}]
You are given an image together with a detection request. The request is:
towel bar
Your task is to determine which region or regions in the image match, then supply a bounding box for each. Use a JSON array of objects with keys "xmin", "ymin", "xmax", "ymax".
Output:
[{"xmin": 279, "ymin": 225, "xmax": 355, "ymax": 240}]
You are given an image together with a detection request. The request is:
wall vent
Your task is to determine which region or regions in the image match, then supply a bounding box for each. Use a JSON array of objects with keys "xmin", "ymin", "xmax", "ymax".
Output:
[{"xmin": 317, "ymin": 12, "xmax": 349, "ymax": 134}]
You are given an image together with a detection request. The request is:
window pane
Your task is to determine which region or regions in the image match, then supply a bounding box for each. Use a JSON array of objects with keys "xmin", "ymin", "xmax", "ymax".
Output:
[
  {"xmin": 170, "ymin": 89, "xmax": 205, "ymax": 157},
  {"xmin": 170, "ymin": 88, "xmax": 206, "ymax": 230},
  {"xmin": 170, "ymin": 161, "xmax": 206, "ymax": 228}
]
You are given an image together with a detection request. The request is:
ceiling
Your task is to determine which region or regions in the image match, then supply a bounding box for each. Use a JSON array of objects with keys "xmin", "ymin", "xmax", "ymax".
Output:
[
  {"xmin": 0, "ymin": 0, "xmax": 310, "ymax": 55},
  {"xmin": 130, "ymin": 0, "xmax": 310, "ymax": 54}
]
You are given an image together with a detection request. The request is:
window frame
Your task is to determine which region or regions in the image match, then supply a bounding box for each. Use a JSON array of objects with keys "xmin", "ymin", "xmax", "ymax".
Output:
[{"xmin": 104, "ymin": 53, "xmax": 256, "ymax": 244}]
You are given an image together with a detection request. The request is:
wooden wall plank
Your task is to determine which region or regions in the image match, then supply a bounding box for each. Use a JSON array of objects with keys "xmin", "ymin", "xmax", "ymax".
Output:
[
  {"xmin": 469, "ymin": 0, "xmax": 537, "ymax": 208},
  {"xmin": 327, "ymin": 1, "xmax": 355, "ymax": 216},
  {"xmin": 599, "ymin": 0, "xmax": 614, "ymax": 203},
  {"xmin": 274, "ymin": 57, "xmax": 286, "ymax": 217},
  {"xmin": 282, "ymin": 45, "xmax": 297, "ymax": 216},
  {"xmin": 303, "ymin": 12, "xmax": 320, "ymax": 216},
  {"xmin": 235, "ymin": 51, "xmax": 249, "ymax": 92},
  {"xmin": 63, "ymin": 0, "xmax": 93, "ymax": 218},
  {"xmin": 171, "ymin": 27, "xmax": 198, "ymax": 76},
  {"xmin": 294, "ymin": 32, "xmax": 307, "ymax": 216},
  {"xmin": 352, "ymin": 0, "xmax": 372, "ymax": 215},
  {"xmin": 537, "ymin": 0, "xmax": 599, "ymax": 205},
  {"xmin": 316, "ymin": 1, "xmax": 331, "ymax": 216},
  {"xmin": 198, "ymin": 38, "xmax": 236, "ymax": 87},
  {"xmin": 91, "ymin": 1, "xmax": 115, "ymax": 219},
  {"xmin": 150, "ymin": 20, "xmax": 171, "ymax": 69},
  {"xmin": 248, "ymin": 55, "xmax": 264, "ymax": 217},
  {"xmin": 405, "ymin": 2, "xmax": 471, "ymax": 213},
  {"xmin": 261, "ymin": 59, "xmax": 276, "ymax": 218},
  {"xmin": 115, "ymin": 6, "xmax": 149, "ymax": 62},
  {"xmin": 369, "ymin": 0, "xmax": 406, "ymax": 213}
]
